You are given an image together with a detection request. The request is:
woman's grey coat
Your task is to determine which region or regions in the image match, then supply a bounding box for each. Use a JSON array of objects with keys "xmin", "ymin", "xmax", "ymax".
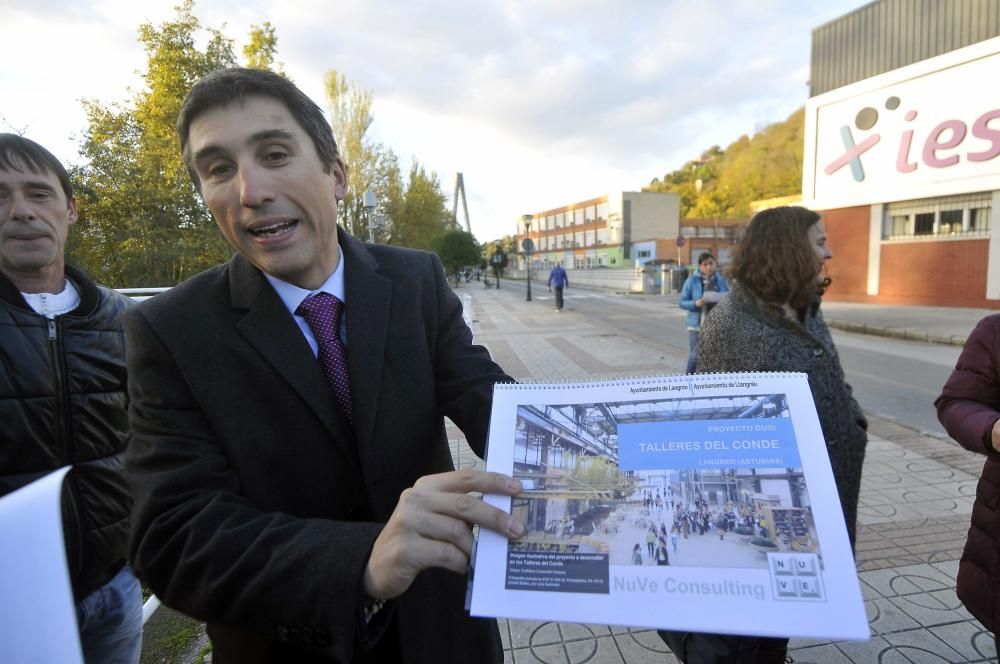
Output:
[{"xmin": 697, "ymin": 283, "xmax": 868, "ymax": 546}]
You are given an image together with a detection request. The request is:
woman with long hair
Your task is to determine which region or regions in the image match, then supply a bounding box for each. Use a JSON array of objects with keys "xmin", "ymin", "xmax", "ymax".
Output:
[{"xmin": 659, "ymin": 206, "xmax": 868, "ymax": 664}]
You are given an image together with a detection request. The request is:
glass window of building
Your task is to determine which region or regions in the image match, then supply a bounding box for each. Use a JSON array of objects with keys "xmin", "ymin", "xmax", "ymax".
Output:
[
  {"xmin": 914, "ymin": 212, "xmax": 935, "ymax": 235},
  {"xmin": 513, "ymin": 428, "xmax": 542, "ymax": 466},
  {"xmin": 885, "ymin": 193, "xmax": 993, "ymax": 240},
  {"xmin": 596, "ymin": 202, "xmax": 608, "ymax": 221},
  {"xmin": 585, "ymin": 230, "xmax": 595, "ymax": 246},
  {"xmin": 939, "ymin": 209, "xmax": 963, "ymax": 235},
  {"xmin": 574, "ymin": 209, "xmax": 584, "ymax": 225},
  {"xmin": 585, "ymin": 205, "xmax": 596, "ymax": 222},
  {"xmin": 596, "ymin": 228, "xmax": 608, "ymax": 244},
  {"xmin": 971, "ymin": 207, "xmax": 992, "ymax": 232}
]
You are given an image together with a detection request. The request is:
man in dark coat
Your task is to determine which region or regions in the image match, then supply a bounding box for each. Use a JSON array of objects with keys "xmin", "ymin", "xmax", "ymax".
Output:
[
  {"xmin": 0, "ymin": 134, "xmax": 141, "ymax": 663},
  {"xmin": 125, "ymin": 69, "xmax": 523, "ymax": 664}
]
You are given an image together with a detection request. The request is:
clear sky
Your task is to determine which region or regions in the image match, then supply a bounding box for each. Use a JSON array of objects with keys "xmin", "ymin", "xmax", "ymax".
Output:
[{"xmin": 0, "ymin": 0, "xmax": 864, "ymax": 242}]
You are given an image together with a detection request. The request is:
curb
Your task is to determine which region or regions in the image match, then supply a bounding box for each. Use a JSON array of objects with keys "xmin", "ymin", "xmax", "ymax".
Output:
[{"xmin": 825, "ymin": 319, "xmax": 967, "ymax": 347}]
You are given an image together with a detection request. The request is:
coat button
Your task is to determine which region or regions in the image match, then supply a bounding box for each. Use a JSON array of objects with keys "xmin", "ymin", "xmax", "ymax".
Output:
[{"xmin": 812, "ymin": 348, "xmax": 824, "ymax": 356}]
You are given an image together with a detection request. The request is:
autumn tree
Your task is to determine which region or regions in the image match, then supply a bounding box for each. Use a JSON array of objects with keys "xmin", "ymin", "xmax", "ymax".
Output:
[
  {"xmin": 70, "ymin": 2, "xmax": 232, "ymax": 286},
  {"xmin": 324, "ymin": 70, "xmax": 402, "ymax": 240},
  {"xmin": 243, "ymin": 22, "xmax": 282, "ymax": 73},
  {"xmin": 68, "ymin": 3, "xmax": 292, "ymax": 287},
  {"xmin": 431, "ymin": 230, "xmax": 481, "ymax": 286},
  {"xmin": 644, "ymin": 109, "xmax": 804, "ymax": 219}
]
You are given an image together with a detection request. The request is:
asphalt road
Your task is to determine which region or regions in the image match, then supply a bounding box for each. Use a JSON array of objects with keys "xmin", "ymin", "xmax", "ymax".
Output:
[{"xmin": 548, "ymin": 290, "xmax": 962, "ymax": 439}]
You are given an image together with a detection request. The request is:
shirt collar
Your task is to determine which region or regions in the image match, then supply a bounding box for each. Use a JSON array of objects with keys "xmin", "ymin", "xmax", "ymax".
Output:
[{"xmin": 263, "ymin": 249, "xmax": 346, "ymax": 318}]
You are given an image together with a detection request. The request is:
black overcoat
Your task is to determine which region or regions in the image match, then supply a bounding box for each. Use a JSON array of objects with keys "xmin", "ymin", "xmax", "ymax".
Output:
[{"xmin": 125, "ymin": 228, "xmax": 508, "ymax": 663}]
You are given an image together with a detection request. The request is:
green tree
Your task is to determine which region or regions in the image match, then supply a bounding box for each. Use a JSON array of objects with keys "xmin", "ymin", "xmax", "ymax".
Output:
[
  {"xmin": 70, "ymin": 0, "xmax": 238, "ymax": 286},
  {"xmin": 243, "ymin": 21, "xmax": 282, "ymax": 72},
  {"xmin": 390, "ymin": 162, "xmax": 450, "ymax": 250},
  {"xmin": 432, "ymin": 230, "xmax": 481, "ymax": 286},
  {"xmin": 324, "ymin": 70, "xmax": 403, "ymax": 240}
]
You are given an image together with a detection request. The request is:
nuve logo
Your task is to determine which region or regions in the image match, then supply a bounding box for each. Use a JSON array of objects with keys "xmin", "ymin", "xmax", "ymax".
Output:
[{"xmin": 824, "ymin": 96, "xmax": 1000, "ymax": 182}]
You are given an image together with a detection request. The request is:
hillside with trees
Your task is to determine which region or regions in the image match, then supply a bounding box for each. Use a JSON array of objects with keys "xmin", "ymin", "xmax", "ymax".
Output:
[{"xmin": 643, "ymin": 108, "xmax": 804, "ymax": 219}]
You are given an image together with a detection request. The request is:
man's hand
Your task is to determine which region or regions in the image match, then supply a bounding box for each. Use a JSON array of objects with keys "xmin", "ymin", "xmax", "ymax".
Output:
[
  {"xmin": 362, "ymin": 470, "xmax": 523, "ymax": 600},
  {"xmin": 992, "ymin": 419, "xmax": 1000, "ymax": 452},
  {"xmin": 695, "ymin": 298, "xmax": 704, "ymax": 308}
]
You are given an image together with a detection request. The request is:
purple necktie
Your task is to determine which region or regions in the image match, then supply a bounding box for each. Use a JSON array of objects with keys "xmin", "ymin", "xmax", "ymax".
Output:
[{"xmin": 296, "ymin": 292, "xmax": 353, "ymax": 422}]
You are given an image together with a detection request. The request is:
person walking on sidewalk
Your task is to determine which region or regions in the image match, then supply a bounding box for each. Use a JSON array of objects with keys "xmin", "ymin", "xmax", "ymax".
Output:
[
  {"xmin": 659, "ymin": 207, "xmax": 868, "ymax": 664},
  {"xmin": 935, "ymin": 314, "xmax": 1000, "ymax": 654},
  {"xmin": 679, "ymin": 252, "xmax": 729, "ymax": 374},
  {"xmin": 548, "ymin": 262, "xmax": 569, "ymax": 311}
]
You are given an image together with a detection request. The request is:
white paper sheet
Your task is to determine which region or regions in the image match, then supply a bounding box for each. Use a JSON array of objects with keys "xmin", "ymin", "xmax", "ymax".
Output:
[
  {"xmin": 469, "ymin": 372, "xmax": 868, "ymax": 641},
  {"xmin": 0, "ymin": 467, "xmax": 84, "ymax": 663}
]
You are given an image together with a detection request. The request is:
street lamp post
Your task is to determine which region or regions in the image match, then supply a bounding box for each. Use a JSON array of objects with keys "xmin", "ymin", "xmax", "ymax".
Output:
[
  {"xmin": 522, "ymin": 215, "xmax": 533, "ymax": 302},
  {"xmin": 363, "ymin": 190, "xmax": 377, "ymax": 242}
]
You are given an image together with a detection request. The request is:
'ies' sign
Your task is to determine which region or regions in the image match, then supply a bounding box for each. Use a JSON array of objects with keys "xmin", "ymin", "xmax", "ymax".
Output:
[{"xmin": 803, "ymin": 36, "xmax": 1000, "ymax": 210}]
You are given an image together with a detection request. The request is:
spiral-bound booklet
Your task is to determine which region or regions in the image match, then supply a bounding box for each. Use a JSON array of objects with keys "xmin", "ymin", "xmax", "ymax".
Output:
[{"xmin": 468, "ymin": 372, "xmax": 868, "ymax": 640}]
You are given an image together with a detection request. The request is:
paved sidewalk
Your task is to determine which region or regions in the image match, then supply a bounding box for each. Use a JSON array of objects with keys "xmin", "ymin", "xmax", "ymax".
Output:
[{"xmin": 448, "ymin": 283, "xmax": 995, "ymax": 664}]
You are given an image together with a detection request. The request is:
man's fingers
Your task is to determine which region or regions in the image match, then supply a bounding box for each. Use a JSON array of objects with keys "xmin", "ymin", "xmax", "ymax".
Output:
[
  {"xmin": 399, "ymin": 484, "xmax": 523, "ymax": 538},
  {"xmin": 413, "ymin": 469, "xmax": 521, "ymax": 496}
]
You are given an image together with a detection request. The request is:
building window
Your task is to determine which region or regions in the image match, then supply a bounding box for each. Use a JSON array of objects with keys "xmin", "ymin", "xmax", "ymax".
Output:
[
  {"xmin": 574, "ymin": 209, "xmax": 584, "ymax": 225},
  {"xmin": 598, "ymin": 254, "xmax": 608, "ymax": 266},
  {"xmin": 914, "ymin": 213, "xmax": 934, "ymax": 235},
  {"xmin": 596, "ymin": 202, "xmax": 608, "ymax": 221},
  {"xmin": 585, "ymin": 206, "xmax": 596, "ymax": 223},
  {"xmin": 575, "ymin": 256, "xmax": 586, "ymax": 269},
  {"xmin": 637, "ymin": 249, "xmax": 652, "ymax": 258},
  {"xmin": 514, "ymin": 428, "xmax": 542, "ymax": 466},
  {"xmin": 610, "ymin": 257, "xmax": 617, "ymax": 265},
  {"xmin": 971, "ymin": 207, "xmax": 992, "ymax": 232},
  {"xmin": 938, "ymin": 209, "xmax": 963, "ymax": 235},
  {"xmin": 884, "ymin": 193, "xmax": 993, "ymax": 240}
]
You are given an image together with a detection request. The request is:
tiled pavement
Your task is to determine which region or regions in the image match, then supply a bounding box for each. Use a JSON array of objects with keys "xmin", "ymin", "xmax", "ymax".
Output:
[{"xmin": 447, "ymin": 282, "xmax": 996, "ymax": 664}]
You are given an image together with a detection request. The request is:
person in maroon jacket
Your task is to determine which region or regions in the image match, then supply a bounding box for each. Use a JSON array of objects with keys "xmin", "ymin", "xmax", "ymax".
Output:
[{"xmin": 935, "ymin": 314, "xmax": 1000, "ymax": 651}]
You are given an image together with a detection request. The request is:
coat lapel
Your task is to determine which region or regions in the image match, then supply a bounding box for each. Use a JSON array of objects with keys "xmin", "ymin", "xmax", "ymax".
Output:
[
  {"xmin": 227, "ymin": 254, "xmax": 359, "ymax": 471},
  {"xmin": 339, "ymin": 229, "xmax": 392, "ymax": 452}
]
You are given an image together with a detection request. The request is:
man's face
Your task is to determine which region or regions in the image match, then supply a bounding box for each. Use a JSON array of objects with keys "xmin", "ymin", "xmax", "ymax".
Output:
[
  {"xmin": 699, "ymin": 258, "xmax": 715, "ymax": 276},
  {"xmin": 0, "ymin": 165, "xmax": 77, "ymax": 289},
  {"xmin": 187, "ymin": 95, "xmax": 347, "ymax": 290}
]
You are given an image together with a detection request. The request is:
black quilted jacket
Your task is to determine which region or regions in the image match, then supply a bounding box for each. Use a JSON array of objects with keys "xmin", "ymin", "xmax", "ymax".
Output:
[{"xmin": 0, "ymin": 265, "xmax": 133, "ymax": 601}]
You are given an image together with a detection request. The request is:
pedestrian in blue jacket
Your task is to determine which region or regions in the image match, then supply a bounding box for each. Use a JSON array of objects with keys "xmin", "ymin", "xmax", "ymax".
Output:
[
  {"xmin": 679, "ymin": 252, "xmax": 729, "ymax": 373},
  {"xmin": 548, "ymin": 262, "xmax": 569, "ymax": 311}
]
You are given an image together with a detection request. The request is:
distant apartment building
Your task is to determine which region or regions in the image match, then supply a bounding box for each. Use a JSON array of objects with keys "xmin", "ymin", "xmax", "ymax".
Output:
[
  {"xmin": 516, "ymin": 192, "xmax": 746, "ymax": 270},
  {"xmin": 803, "ymin": 0, "xmax": 1000, "ymax": 307}
]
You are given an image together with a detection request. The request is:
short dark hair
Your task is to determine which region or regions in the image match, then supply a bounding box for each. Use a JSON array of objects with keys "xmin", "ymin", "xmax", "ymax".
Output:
[
  {"xmin": 176, "ymin": 68, "xmax": 340, "ymax": 187},
  {"xmin": 697, "ymin": 252, "xmax": 715, "ymax": 265},
  {"xmin": 729, "ymin": 206, "xmax": 825, "ymax": 309},
  {"xmin": 0, "ymin": 133, "xmax": 73, "ymax": 203}
]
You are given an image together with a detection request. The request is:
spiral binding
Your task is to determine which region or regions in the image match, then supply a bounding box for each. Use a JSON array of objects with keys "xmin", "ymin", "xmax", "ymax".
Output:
[{"xmin": 494, "ymin": 371, "xmax": 805, "ymax": 391}]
